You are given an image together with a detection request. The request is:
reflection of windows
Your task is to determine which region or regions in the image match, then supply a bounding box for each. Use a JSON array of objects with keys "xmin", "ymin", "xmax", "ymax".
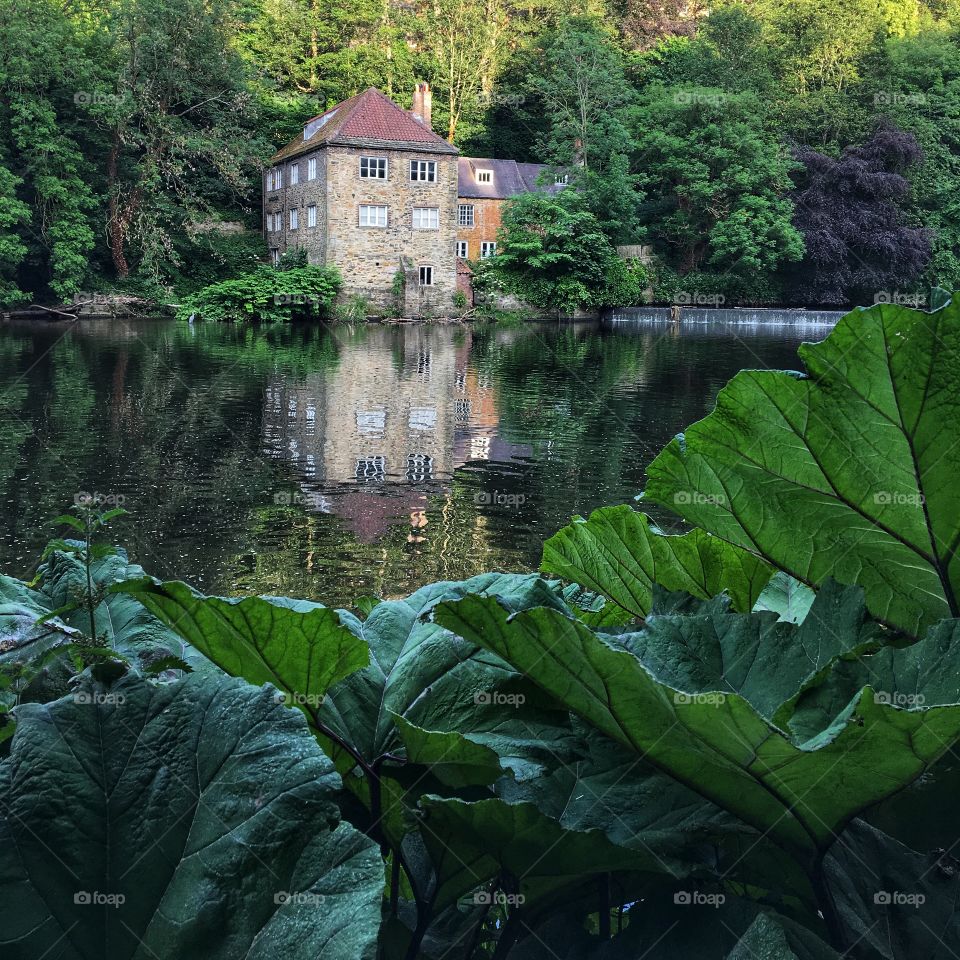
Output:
[
  {"xmin": 455, "ymin": 369, "xmax": 466, "ymax": 393},
  {"xmin": 470, "ymin": 436, "xmax": 490, "ymax": 460},
  {"xmin": 455, "ymin": 398, "xmax": 471, "ymax": 423},
  {"xmin": 356, "ymin": 456, "xmax": 385, "ymax": 482},
  {"xmin": 417, "ymin": 351, "xmax": 431, "ymax": 380},
  {"xmin": 408, "ymin": 407, "xmax": 437, "ymax": 431},
  {"xmin": 406, "ymin": 454, "xmax": 433, "ymax": 482},
  {"xmin": 356, "ymin": 409, "xmax": 386, "ymax": 435}
]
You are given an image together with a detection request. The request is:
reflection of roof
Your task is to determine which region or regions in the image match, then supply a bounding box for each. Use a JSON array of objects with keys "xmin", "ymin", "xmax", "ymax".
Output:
[
  {"xmin": 271, "ymin": 88, "xmax": 458, "ymax": 163},
  {"xmin": 457, "ymin": 158, "xmax": 565, "ymax": 199}
]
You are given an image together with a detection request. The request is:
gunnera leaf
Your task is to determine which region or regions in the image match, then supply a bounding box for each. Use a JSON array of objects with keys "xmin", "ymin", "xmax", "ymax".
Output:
[
  {"xmin": 645, "ymin": 301, "xmax": 960, "ymax": 639},
  {"xmin": 0, "ymin": 673, "xmax": 383, "ymax": 960}
]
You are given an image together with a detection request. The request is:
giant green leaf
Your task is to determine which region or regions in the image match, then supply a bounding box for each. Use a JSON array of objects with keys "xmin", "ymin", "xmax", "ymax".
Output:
[
  {"xmin": 542, "ymin": 505, "xmax": 773, "ymax": 619},
  {"xmin": 620, "ymin": 579, "xmax": 885, "ymax": 720},
  {"xmin": 436, "ymin": 596, "xmax": 960, "ymax": 863},
  {"xmin": 0, "ymin": 673, "xmax": 383, "ymax": 959},
  {"xmin": 120, "ymin": 578, "xmax": 369, "ymax": 702},
  {"xmin": 645, "ymin": 302, "xmax": 960, "ymax": 639}
]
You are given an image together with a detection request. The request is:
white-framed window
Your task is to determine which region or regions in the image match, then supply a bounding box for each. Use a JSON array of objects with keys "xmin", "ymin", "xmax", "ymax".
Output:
[
  {"xmin": 456, "ymin": 240, "xmax": 468, "ymax": 259},
  {"xmin": 308, "ymin": 157, "xmax": 317, "ymax": 180},
  {"xmin": 356, "ymin": 456, "xmax": 386, "ymax": 483},
  {"xmin": 359, "ymin": 204, "xmax": 388, "ymax": 228},
  {"xmin": 476, "ymin": 169, "xmax": 492, "ymax": 184},
  {"xmin": 268, "ymin": 169, "xmax": 282, "ymax": 190},
  {"xmin": 481, "ymin": 241, "xmax": 497, "ymax": 258},
  {"xmin": 418, "ymin": 265, "xmax": 434, "ymax": 286},
  {"xmin": 359, "ymin": 156, "xmax": 388, "ymax": 179},
  {"xmin": 265, "ymin": 213, "xmax": 273, "ymax": 232},
  {"xmin": 307, "ymin": 204, "xmax": 317, "ymax": 228},
  {"xmin": 458, "ymin": 204, "xmax": 474, "ymax": 227},
  {"xmin": 410, "ymin": 160, "xmax": 437, "ymax": 182},
  {"xmin": 554, "ymin": 173, "xmax": 569, "ymax": 184},
  {"xmin": 271, "ymin": 248, "xmax": 280, "ymax": 266},
  {"xmin": 290, "ymin": 163, "xmax": 299, "ymax": 185},
  {"xmin": 406, "ymin": 454, "xmax": 433, "ymax": 482},
  {"xmin": 413, "ymin": 207, "xmax": 439, "ymax": 230},
  {"xmin": 289, "ymin": 208, "xmax": 298, "ymax": 230}
]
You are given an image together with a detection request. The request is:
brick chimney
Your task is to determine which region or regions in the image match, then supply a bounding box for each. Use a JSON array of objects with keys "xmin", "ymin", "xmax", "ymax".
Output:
[{"xmin": 411, "ymin": 82, "xmax": 432, "ymax": 130}]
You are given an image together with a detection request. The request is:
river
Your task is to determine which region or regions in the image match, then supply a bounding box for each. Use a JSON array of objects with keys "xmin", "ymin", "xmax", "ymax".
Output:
[{"xmin": 0, "ymin": 311, "xmax": 842, "ymax": 607}]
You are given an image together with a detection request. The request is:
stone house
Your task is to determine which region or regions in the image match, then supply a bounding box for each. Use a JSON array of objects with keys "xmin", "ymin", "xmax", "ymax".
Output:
[{"xmin": 264, "ymin": 84, "xmax": 560, "ymax": 315}]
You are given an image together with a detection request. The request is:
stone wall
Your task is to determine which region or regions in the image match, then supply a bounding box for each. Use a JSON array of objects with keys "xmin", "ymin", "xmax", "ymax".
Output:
[{"xmin": 263, "ymin": 151, "xmax": 328, "ymax": 263}]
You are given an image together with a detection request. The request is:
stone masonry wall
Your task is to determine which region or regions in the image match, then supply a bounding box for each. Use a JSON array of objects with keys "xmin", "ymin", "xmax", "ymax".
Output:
[
  {"xmin": 263, "ymin": 151, "xmax": 328, "ymax": 262},
  {"xmin": 324, "ymin": 145, "xmax": 458, "ymax": 314}
]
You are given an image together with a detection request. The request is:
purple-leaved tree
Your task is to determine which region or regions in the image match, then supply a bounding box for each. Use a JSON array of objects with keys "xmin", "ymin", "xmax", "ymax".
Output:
[{"xmin": 789, "ymin": 124, "xmax": 932, "ymax": 305}]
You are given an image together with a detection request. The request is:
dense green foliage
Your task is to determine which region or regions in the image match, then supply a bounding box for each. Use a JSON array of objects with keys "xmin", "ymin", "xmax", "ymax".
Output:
[
  {"xmin": 2, "ymin": 0, "xmax": 960, "ymax": 305},
  {"xmin": 176, "ymin": 263, "xmax": 342, "ymax": 321},
  {"xmin": 3, "ymin": 300, "xmax": 960, "ymax": 957}
]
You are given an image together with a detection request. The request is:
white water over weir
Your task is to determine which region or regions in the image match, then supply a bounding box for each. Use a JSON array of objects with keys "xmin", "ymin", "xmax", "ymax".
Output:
[{"xmin": 606, "ymin": 305, "xmax": 846, "ymax": 334}]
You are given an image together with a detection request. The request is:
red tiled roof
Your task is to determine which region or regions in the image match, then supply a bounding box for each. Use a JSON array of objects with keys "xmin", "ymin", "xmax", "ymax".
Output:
[{"xmin": 270, "ymin": 88, "xmax": 457, "ymax": 163}]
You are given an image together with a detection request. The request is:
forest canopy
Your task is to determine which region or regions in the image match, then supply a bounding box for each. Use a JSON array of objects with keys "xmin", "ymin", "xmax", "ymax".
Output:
[{"xmin": 1, "ymin": 0, "xmax": 959, "ymax": 305}]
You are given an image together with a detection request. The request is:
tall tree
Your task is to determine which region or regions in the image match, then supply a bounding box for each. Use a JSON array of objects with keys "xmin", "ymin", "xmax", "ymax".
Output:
[{"xmin": 788, "ymin": 124, "xmax": 932, "ymax": 304}]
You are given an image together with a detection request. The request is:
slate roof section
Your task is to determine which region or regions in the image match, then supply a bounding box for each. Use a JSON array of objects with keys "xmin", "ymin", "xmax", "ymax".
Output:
[
  {"xmin": 270, "ymin": 88, "xmax": 458, "ymax": 164},
  {"xmin": 457, "ymin": 158, "xmax": 565, "ymax": 198}
]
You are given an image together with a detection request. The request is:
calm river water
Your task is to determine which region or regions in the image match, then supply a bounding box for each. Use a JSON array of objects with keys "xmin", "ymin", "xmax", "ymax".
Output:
[{"xmin": 0, "ymin": 310, "xmax": 842, "ymax": 606}]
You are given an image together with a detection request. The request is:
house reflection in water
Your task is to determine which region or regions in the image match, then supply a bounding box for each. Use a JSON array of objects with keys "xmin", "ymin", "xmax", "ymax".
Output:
[{"xmin": 262, "ymin": 325, "xmax": 530, "ymax": 543}]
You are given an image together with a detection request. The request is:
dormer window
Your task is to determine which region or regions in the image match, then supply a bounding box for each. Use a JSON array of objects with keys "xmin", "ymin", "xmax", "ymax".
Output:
[
  {"xmin": 476, "ymin": 170, "xmax": 493, "ymax": 184},
  {"xmin": 554, "ymin": 173, "xmax": 569, "ymax": 185},
  {"xmin": 304, "ymin": 109, "xmax": 337, "ymax": 141}
]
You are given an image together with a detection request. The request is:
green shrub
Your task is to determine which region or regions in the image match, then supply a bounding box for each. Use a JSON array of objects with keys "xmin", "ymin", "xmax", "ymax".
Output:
[{"xmin": 176, "ymin": 264, "xmax": 341, "ymax": 322}]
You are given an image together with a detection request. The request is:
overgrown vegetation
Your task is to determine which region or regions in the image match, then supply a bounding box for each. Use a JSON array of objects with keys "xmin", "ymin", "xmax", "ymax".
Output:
[
  {"xmin": 2, "ymin": 0, "xmax": 959, "ymax": 306},
  {"xmin": 2, "ymin": 300, "xmax": 960, "ymax": 958},
  {"xmin": 176, "ymin": 264, "xmax": 341, "ymax": 322}
]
